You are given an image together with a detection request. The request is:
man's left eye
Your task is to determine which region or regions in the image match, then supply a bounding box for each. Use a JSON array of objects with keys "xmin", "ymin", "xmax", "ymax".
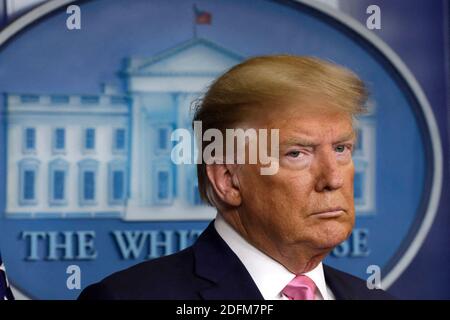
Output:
[{"xmin": 335, "ymin": 145, "xmax": 347, "ymax": 153}]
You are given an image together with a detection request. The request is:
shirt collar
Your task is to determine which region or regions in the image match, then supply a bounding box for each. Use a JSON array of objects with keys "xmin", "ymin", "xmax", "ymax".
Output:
[{"xmin": 214, "ymin": 213, "xmax": 332, "ymax": 300}]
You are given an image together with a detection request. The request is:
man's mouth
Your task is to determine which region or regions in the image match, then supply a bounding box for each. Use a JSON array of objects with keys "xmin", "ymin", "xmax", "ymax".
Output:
[{"xmin": 310, "ymin": 207, "xmax": 345, "ymax": 218}]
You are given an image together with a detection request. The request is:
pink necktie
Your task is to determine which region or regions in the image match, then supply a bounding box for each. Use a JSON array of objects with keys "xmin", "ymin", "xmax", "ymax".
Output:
[{"xmin": 282, "ymin": 275, "xmax": 317, "ymax": 300}]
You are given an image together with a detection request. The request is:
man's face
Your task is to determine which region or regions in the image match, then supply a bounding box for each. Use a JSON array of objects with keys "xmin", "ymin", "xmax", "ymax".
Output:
[{"xmin": 236, "ymin": 106, "xmax": 356, "ymax": 255}]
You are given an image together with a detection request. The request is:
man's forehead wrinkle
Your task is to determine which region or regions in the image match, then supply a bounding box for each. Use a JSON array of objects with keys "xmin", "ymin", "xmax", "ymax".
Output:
[{"xmin": 280, "ymin": 128, "xmax": 355, "ymax": 146}]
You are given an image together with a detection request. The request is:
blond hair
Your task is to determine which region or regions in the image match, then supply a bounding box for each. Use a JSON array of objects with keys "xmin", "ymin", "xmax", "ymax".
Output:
[{"xmin": 192, "ymin": 55, "xmax": 368, "ymax": 206}]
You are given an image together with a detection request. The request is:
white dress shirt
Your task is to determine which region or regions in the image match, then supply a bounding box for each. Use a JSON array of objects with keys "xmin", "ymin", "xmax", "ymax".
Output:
[{"xmin": 214, "ymin": 213, "xmax": 335, "ymax": 300}]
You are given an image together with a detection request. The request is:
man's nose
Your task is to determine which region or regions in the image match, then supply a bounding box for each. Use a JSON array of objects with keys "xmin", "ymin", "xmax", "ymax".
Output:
[{"xmin": 313, "ymin": 151, "xmax": 344, "ymax": 192}]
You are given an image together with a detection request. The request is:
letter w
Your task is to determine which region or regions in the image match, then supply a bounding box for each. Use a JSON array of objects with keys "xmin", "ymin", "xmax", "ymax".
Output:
[{"xmin": 112, "ymin": 231, "xmax": 148, "ymax": 259}]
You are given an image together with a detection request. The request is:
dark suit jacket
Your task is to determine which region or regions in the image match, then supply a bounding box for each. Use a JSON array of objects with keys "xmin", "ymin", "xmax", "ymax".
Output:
[{"xmin": 78, "ymin": 221, "xmax": 394, "ymax": 300}]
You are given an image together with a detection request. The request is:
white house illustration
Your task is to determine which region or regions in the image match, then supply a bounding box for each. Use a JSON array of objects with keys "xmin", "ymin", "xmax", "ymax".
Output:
[{"xmin": 4, "ymin": 38, "xmax": 375, "ymax": 220}]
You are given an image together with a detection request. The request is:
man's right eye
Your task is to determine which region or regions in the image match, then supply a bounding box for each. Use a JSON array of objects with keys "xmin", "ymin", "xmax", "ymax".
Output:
[{"xmin": 287, "ymin": 151, "xmax": 301, "ymax": 158}]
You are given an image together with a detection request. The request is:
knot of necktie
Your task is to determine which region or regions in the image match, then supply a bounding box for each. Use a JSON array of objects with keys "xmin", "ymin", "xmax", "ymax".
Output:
[{"xmin": 282, "ymin": 275, "xmax": 316, "ymax": 300}]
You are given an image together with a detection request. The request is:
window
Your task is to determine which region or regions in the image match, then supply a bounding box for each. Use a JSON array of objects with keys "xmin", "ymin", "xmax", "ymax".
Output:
[
  {"xmin": 24, "ymin": 170, "xmax": 35, "ymax": 200},
  {"xmin": 23, "ymin": 127, "xmax": 36, "ymax": 152},
  {"xmin": 113, "ymin": 128, "xmax": 126, "ymax": 152},
  {"xmin": 84, "ymin": 128, "xmax": 95, "ymax": 151},
  {"xmin": 113, "ymin": 171, "xmax": 124, "ymax": 200},
  {"xmin": 155, "ymin": 125, "xmax": 171, "ymax": 153},
  {"xmin": 83, "ymin": 171, "xmax": 95, "ymax": 200},
  {"xmin": 355, "ymin": 128, "xmax": 363, "ymax": 153},
  {"xmin": 78, "ymin": 159, "xmax": 99, "ymax": 205},
  {"xmin": 354, "ymin": 171, "xmax": 364, "ymax": 204},
  {"xmin": 49, "ymin": 159, "xmax": 68, "ymax": 206},
  {"xmin": 187, "ymin": 175, "xmax": 203, "ymax": 205},
  {"xmin": 20, "ymin": 94, "xmax": 39, "ymax": 103},
  {"xmin": 158, "ymin": 128, "xmax": 168, "ymax": 150},
  {"xmin": 53, "ymin": 171, "xmax": 65, "ymax": 200},
  {"xmin": 108, "ymin": 160, "xmax": 127, "ymax": 205},
  {"xmin": 18, "ymin": 158, "xmax": 40, "ymax": 205},
  {"xmin": 53, "ymin": 128, "xmax": 65, "ymax": 152},
  {"xmin": 111, "ymin": 96, "xmax": 128, "ymax": 105},
  {"xmin": 81, "ymin": 95, "xmax": 100, "ymax": 104},
  {"xmin": 152, "ymin": 165, "xmax": 172, "ymax": 205},
  {"xmin": 193, "ymin": 184, "xmax": 202, "ymax": 205},
  {"xmin": 353, "ymin": 123, "xmax": 375, "ymax": 214},
  {"xmin": 158, "ymin": 171, "xmax": 169, "ymax": 200},
  {"xmin": 50, "ymin": 95, "xmax": 70, "ymax": 104}
]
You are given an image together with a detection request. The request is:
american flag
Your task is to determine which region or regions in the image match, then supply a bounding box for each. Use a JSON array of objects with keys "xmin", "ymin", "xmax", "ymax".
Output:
[
  {"xmin": 0, "ymin": 252, "xmax": 14, "ymax": 300},
  {"xmin": 194, "ymin": 5, "xmax": 212, "ymax": 25}
]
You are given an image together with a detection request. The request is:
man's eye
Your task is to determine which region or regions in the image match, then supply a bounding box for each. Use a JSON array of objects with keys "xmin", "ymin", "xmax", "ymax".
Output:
[
  {"xmin": 335, "ymin": 145, "xmax": 346, "ymax": 153},
  {"xmin": 287, "ymin": 151, "xmax": 301, "ymax": 158}
]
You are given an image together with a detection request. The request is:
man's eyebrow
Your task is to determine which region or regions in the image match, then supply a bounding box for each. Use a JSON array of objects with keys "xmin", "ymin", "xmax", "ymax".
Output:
[
  {"xmin": 280, "ymin": 132, "xmax": 356, "ymax": 147},
  {"xmin": 280, "ymin": 137, "xmax": 319, "ymax": 147},
  {"xmin": 333, "ymin": 132, "xmax": 356, "ymax": 144}
]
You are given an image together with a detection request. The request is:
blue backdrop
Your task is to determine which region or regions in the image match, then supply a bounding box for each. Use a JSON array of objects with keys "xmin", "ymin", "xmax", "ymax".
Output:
[{"xmin": 0, "ymin": 0, "xmax": 448, "ymax": 299}]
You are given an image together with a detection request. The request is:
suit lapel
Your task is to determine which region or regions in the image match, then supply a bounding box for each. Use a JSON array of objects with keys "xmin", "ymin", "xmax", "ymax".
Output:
[
  {"xmin": 192, "ymin": 222, "xmax": 362, "ymax": 300},
  {"xmin": 193, "ymin": 221, "xmax": 264, "ymax": 300},
  {"xmin": 323, "ymin": 264, "xmax": 353, "ymax": 300}
]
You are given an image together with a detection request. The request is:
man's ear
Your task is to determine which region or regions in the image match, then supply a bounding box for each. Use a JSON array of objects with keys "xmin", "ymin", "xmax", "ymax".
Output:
[{"xmin": 206, "ymin": 164, "xmax": 242, "ymax": 207}]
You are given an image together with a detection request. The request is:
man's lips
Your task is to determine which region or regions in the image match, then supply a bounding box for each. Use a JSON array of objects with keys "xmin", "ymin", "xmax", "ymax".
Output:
[{"xmin": 310, "ymin": 207, "xmax": 346, "ymax": 218}]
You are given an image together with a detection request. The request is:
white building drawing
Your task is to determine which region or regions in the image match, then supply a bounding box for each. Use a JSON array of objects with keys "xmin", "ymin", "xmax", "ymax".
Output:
[{"xmin": 4, "ymin": 38, "xmax": 375, "ymax": 220}]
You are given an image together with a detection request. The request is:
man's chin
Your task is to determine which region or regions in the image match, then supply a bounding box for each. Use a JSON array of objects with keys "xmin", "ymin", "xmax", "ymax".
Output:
[{"xmin": 311, "ymin": 226, "xmax": 353, "ymax": 250}]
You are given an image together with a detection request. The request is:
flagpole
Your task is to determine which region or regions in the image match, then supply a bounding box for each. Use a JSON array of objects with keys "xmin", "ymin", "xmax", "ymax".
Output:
[
  {"xmin": 2, "ymin": 0, "xmax": 8, "ymax": 26},
  {"xmin": 193, "ymin": 4, "xmax": 197, "ymax": 38}
]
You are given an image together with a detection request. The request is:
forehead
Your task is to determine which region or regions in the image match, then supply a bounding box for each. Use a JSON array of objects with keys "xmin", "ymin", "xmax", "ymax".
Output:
[{"xmin": 265, "ymin": 107, "xmax": 355, "ymax": 140}]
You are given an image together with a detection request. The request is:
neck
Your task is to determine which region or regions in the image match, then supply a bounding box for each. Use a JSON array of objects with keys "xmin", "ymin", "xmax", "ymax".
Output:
[{"xmin": 219, "ymin": 210, "xmax": 331, "ymax": 274}]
